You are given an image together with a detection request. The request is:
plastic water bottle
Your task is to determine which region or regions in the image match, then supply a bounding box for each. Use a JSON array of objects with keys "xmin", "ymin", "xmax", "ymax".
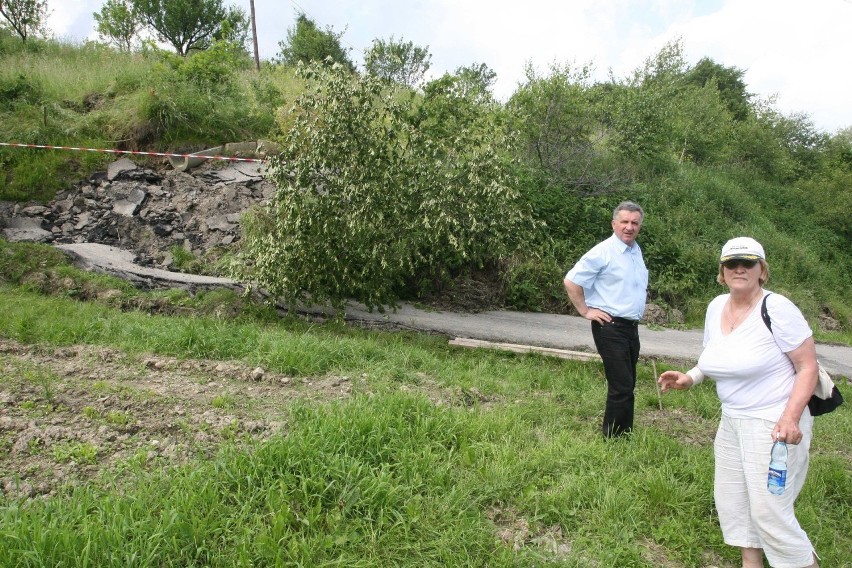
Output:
[{"xmin": 767, "ymin": 440, "xmax": 788, "ymax": 495}]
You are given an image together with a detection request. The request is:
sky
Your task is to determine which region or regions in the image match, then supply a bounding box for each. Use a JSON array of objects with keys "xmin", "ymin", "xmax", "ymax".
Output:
[{"xmin": 46, "ymin": 0, "xmax": 852, "ymax": 134}]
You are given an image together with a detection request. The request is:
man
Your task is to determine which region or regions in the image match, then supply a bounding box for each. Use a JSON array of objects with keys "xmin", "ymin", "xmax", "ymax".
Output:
[{"xmin": 564, "ymin": 201, "xmax": 648, "ymax": 438}]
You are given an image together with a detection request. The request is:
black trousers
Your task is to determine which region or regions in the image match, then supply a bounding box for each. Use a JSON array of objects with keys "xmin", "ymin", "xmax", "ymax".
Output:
[{"xmin": 591, "ymin": 319, "xmax": 640, "ymax": 438}]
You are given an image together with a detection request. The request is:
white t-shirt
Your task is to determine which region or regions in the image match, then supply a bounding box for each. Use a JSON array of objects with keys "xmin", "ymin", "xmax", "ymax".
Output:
[{"xmin": 697, "ymin": 290, "xmax": 812, "ymax": 420}]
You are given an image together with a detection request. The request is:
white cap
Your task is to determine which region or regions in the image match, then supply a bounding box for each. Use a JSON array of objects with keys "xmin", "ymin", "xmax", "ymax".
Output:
[{"xmin": 720, "ymin": 237, "xmax": 765, "ymax": 263}]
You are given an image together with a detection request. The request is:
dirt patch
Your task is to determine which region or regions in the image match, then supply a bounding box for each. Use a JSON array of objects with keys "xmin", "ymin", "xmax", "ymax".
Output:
[
  {"xmin": 0, "ymin": 338, "xmax": 487, "ymax": 501},
  {"xmin": 0, "ymin": 338, "xmax": 309, "ymax": 500}
]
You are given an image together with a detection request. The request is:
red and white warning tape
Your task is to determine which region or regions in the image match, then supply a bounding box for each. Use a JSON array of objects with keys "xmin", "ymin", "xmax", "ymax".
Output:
[{"xmin": 0, "ymin": 142, "xmax": 265, "ymax": 163}]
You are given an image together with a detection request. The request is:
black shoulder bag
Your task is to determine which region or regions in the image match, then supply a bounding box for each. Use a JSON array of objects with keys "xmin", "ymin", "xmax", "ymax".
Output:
[{"xmin": 760, "ymin": 294, "xmax": 843, "ymax": 416}]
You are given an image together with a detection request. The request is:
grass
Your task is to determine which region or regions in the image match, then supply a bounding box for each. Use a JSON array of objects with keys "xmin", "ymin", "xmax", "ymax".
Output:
[
  {"xmin": 0, "ymin": 34, "xmax": 286, "ymax": 201},
  {"xmin": 0, "ymin": 28, "xmax": 849, "ymax": 563},
  {"xmin": 0, "ymin": 275, "xmax": 850, "ymax": 567}
]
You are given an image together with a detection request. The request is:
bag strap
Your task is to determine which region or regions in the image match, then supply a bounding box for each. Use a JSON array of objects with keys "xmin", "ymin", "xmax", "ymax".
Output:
[
  {"xmin": 760, "ymin": 293, "xmax": 787, "ymax": 357},
  {"xmin": 761, "ymin": 294, "xmax": 841, "ymax": 413},
  {"xmin": 761, "ymin": 293, "xmax": 773, "ymax": 333}
]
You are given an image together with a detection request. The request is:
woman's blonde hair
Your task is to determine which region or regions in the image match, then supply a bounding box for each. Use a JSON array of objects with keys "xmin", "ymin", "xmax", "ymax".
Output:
[{"xmin": 717, "ymin": 259, "xmax": 769, "ymax": 286}]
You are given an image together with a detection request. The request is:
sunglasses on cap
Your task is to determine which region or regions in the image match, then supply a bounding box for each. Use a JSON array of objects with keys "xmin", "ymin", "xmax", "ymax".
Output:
[{"xmin": 722, "ymin": 259, "xmax": 759, "ymax": 270}]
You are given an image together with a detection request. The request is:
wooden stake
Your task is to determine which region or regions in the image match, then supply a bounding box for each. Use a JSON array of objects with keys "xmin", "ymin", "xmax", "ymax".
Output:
[
  {"xmin": 652, "ymin": 359, "xmax": 663, "ymax": 410},
  {"xmin": 448, "ymin": 337, "xmax": 601, "ymax": 362}
]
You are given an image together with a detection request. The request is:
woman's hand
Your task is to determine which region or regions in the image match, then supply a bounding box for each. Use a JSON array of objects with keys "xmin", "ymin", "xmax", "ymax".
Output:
[
  {"xmin": 772, "ymin": 418, "xmax": 803, "ymax": 445},
  {"xmin": 658, "ymin": 370, "xmax": 694, "ymax": 392}
]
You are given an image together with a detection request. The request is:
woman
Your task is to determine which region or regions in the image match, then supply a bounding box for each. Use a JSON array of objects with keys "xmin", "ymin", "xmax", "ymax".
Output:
[{"xmin": 658, "ymin": 237, "xmax": 819, "ymax": 568}]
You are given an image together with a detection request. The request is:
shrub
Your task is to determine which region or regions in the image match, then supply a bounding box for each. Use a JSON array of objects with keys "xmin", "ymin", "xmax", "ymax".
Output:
[
  {"xmin": 0, "ymin": 74, "xmax": 43, "ymax": 108},
  {"xmin": 237, "ymin": 62, "xmax": 536, "ymax": 311}
]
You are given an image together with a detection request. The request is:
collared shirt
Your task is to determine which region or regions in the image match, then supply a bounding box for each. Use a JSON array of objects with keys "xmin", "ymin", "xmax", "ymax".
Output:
[{"xmin": 565, "ymin": 233, "xmax": 648, "ymax": 320}]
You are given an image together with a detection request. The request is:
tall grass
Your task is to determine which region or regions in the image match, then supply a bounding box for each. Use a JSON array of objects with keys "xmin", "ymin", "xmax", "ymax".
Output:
[
  {"xmin": 1, "ymin": 39, "xmax": 141, "ymax": 102},
  {"xmin": 0, "ymin": 284, "xmax": 849, "ymax": 566},
  {"xmin": 633, "ymin": 168, "xmax": 852, "ymax": 331},
  {"xmin": 0, "ymin": 34, "xmax": 290, "ymax": 201}
]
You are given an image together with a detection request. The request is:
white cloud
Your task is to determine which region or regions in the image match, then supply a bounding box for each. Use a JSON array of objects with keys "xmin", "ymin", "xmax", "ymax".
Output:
[
  {"xmin": 662, "ymin": 0, "xmax": 852, "ymax": 132},
  {"xmin": 46, "ymin": 0, "xmax": 99, "ymax": 42}
]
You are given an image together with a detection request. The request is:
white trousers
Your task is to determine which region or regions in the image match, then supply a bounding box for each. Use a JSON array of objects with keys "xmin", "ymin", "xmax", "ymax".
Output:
[{"xmin": 714, "ymin": 411, "xmax": 815, "ymax": 568}]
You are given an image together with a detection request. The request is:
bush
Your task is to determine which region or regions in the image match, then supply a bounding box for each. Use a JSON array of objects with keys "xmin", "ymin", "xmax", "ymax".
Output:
[
  {"xmin": 237, "ymin": 63, "xmax": 536, "ymax": 311},
  {"xmin": 0, "ymin": 74, "xmax": 43, "ymax": 108}
]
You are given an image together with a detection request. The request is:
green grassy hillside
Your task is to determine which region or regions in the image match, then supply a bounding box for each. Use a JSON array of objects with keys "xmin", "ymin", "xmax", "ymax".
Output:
[{"xmin": 1, "ymin": 31, "xmax": 849, "ymax": 338}]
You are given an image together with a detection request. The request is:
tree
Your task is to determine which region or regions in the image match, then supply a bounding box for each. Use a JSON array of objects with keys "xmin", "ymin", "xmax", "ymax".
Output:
[
  {"xmin": 131, "ymin": 0, "xmax": 248, "ymax": 56},
  {"xmin": 633, "ymin": 38, "xmax": 688, "ymax": 86},
  {"xmin": 767, "ymin": 111, "xmax": 828, "ymax": 176},
  {"xmin": 603, "ymin": 40, "xmax": 691, "ymax": 173},
  {"xmin": 93, "ymin": 0, "xmax": 141, "ymax": 52},
  {"xmin": 276, "ymin": 13, "xmax": 354, "ymax": 72},
  {"xmin": 0, "ymin": 0, "xmax": 48, "ymax": 43},
  {"xmin": 685, "ymin": 58, "xmax": 751, "ymax": 121},
  {"xmin": 364, "ymin": 36, "xmax": 431, "ymax": 88},
  {"xmin": 669, "ymin": 80, "xmax": 733, "ymax": 164},
  {"xmin": 452, "ymin": 62, "xmax": 497, "ymax": 102},
  {"xmin": 236, "ymin": 62, "xmax": 533, "ymax": 312},
  {"xmin": 509, "ymin": 62, "xmax": 622, "ymax": 194},
  {"xmin": 795, "ymin": 132, "xmax": 852, "ymax": 242},
  {"xmin": 212, "ymin": 6, "xmax": 249, "ymax": 48},
  {"xmin": 835, "ymin": 126, "xmax": 852, "ymax": 145}
]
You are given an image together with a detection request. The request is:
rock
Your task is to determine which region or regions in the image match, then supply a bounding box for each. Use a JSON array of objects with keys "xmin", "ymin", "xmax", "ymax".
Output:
[
  {"xmin": 0, "ymin": 151, "xmax": 277, "ymax": 267},
  {"xmin": 257, "ymin": 139, "xmax": 280, "ymax": 156},
  {"xmin": 112, "ymin": 187, "xmax": 147, "ymax": 217},
  {"xmin": 642, "ymin": 303, "xmax": 685, "ymax": 325},
  {"xmin": 204, "ymin": 215, "xmax": 236, "ymax": 231},
  {"xmin": 21, "ymin": 205, "xmax": 50, "ymax": 215},
  {"xmin": 2, "ymin": 226, "xmax": 53, "ymax": 242},
  {"xmin": 819, "ymin": 313, "xmax": 841, "ymax": 332},
  {"xmin": 74, "ymin": 212, "xmax": 91, "ymax": 229},
  {"xmin": 107, "ymin": 157, "xmax": 138, "ymax": 181},
  {"xmin": 2, "ymin": 216, "xmax": 43, "ymax": 229},
  {"xmin": 643, "ymin": 303, "xmax": 667, "ymax": 325}
]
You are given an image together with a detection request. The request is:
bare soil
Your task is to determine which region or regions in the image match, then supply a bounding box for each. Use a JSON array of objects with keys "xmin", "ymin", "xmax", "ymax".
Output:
[
  {"xmin": 0, "ymin": 333, "xmax": 716, "ymax": 505},
  {"xmin": 0, "ymin": 333, "xmax": 737, "ymax": 568},
  {"xmin": 0, "ymin": 337, "xmax": 468, "ymax": 501}
]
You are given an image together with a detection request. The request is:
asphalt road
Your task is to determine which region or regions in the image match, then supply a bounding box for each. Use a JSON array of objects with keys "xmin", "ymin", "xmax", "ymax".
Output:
[
  {"xmin": 56, "ymin": 243, "xmax": 852, "ymax": 378},
  {"xmin": 332, "ymin": 300, "xmax": 852, "ymax": 379}
]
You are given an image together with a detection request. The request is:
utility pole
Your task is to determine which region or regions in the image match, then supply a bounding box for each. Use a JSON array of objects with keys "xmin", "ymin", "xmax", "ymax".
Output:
[{"xmin": 250, "ymin": 0, "xmax": 260, "ymax": 70}]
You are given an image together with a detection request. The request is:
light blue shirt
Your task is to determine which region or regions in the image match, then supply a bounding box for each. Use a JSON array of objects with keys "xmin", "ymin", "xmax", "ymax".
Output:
[{"xmin": 565, "ymin": 233, "xmax": 648, "ymax": 320}]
